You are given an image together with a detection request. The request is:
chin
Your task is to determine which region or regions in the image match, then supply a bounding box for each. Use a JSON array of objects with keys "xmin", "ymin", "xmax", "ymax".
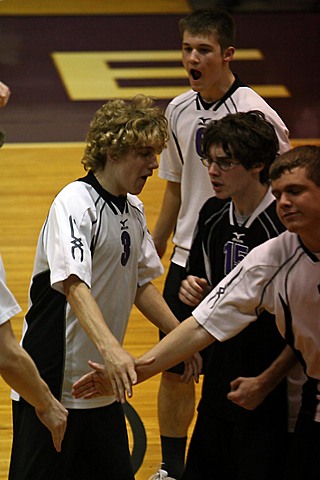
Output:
[
  {"xmin": 129, "ymin": 186, "xmax": 143, "ymax": 195},
  {"xmin": 282, "ymin": 221, "xmax": 301, "ymax": 234},
  {"xmin": 214, "ymin": 190, "xmax": 228, "ymax": 199},
  {"xmin": 190, "ymin": 82, "xmax": 202, "ymax": 92}
]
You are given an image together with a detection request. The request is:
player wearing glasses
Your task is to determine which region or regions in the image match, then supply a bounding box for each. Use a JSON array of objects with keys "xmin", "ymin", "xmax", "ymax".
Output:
[{"xmin": 176, "ymin": 111, "xmax": 303, "ymax": 480}]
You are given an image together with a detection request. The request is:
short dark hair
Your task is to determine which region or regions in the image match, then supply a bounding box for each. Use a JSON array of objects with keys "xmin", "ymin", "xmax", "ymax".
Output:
[
  {"xmin": 202, "ymin": 111, "xmax": 279, "ymax": 184},
  {"xmin": 269, "ymin": 145, "xmax": 320, "ymax": 187},
  {"xmin": 179, "ymin": 8, "xmax": 236, "ymax": 51}
]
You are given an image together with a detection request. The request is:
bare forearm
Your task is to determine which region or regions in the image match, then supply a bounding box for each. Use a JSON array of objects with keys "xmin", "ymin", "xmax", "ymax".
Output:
[
  {"xmin": 64, "ymin": 275, "xmax": 137, "ymax": 401},
  {"xmin": 0, "ymin": 321, "xmax": 67, "ymax": 451},
  {"xmin": 135, "ymin": 282, "xmax": 180, "ymax": 334},
  {"xmin": 1, "ymin": 345, "xmax": 55, "ymax": 408},
  {"xmin": 255, "ymin": 344, "xmax": 297, "ymax": 393},
  {"xmin": 152, "ymin": 181, "xmax": 181, "ymax": 257},
  {"xmin": 136, "ymin": 316, "xmax": 214, "ymax": 383},
  {"xmin": 0, "ymin": 323, "xmax": 52, "ymax": 407},
  {"xmin": 64, "ymin": 275, "xmax": 120, "ymax": 358}
]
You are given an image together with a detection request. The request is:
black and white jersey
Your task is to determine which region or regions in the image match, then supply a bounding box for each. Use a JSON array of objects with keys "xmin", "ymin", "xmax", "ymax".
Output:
[
  {"xmin": 193, "ymin": 230, "xmax": 320, "ymax": 421},
  {"xmin": 188, "ymin": 190, "xmax": 303, "ymax": 431},
  {"xmin": 159, "ymin": 76, "xmax": 291, "ymax": 267},
  {"xmin": 0, "ymin": 255, "xmax": 21, "ymax": 325},
  {"xmin": 188, "ymin": 188, "xmax": 284, "ymax": 283},
  {"xmin": 12, "ymin": 171, "xmax": 163, "ymax": 409}
]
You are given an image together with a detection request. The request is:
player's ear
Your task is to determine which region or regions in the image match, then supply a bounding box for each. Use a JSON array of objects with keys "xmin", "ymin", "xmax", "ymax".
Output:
[
  {"xmin": 251, "ymin": 162, "xmax": 264, "ymax": 173},
  {"xmin": 107, "ymin": 153, "xmax": 118, "ymax": 164},
  {"xmin": 223, "ymin": 46, "xmax": 235, "ymax": 62}
]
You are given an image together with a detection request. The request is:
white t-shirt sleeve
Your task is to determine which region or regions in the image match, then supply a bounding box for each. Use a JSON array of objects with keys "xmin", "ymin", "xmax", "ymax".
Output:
[
  {"xmin": 158, "ymin": 103, "xmax": 183, "ymax": 183},
  {"xmin": 192, "ymin": 249, "xmax": 276, "ymax": 341},
  {"xmin": 0, "ymin": 256, "xmax": 21, "ymax": 325},
  {"xmin": 136, "ymin": 201, "xmax": 164, "ymax": 286},
  {"xmin": 43, "ymin": 185, "xmax": 95, "ymax": 294},
  {"xmin": 137, "ymin": 229, "xmax": 164, "ymax": 286}
]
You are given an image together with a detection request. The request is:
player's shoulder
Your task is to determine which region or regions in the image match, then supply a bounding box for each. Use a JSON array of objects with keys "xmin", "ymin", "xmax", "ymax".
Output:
[
  {"xmin": 248, "ymin": 231, "xmax": 300, "ymax": 266},
  {"xmin": 167, "ymin": 89, "xmax": 197, "ymax": 110},
  {"xmin": 231, "ymin": 85, "xmax": 286, "ymax": 125},
  {"xmin": 231, "ymin": 84, "xmax": 272, "ymax": 109},
  {"xmin": 54, "ymin": 179, "xmax": 92, "ymax": 201},
  {"xmin": 197, "ymin": 197, "xmax": 230, "ymax": 227},
  {"xmin": 200, "ymin": 196, "xmax": 229, "ymax": 216},
  {"xmin": 51, "ymin": 179, "xmax": 98, "ymax": 217},
  {"xmin": 127, "ymin": 193, "xmax": 144, "ymax": 213}
]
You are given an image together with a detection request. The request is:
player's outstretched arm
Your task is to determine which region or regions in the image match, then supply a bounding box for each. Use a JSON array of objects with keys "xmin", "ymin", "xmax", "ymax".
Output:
[
  {"xmin": 72, "ymin": 317, "xmax": 214, "ymax": 399},
  {"xmin": 135, "ymin": 282, "xmax": 202, "ymax": 382},
  {"xmin": 72, "ymin": 357, "xmax": 155, "ymax": 400},
  {"xmin": 64, "ymin": 274, "xmax": 138, "ymax": 403},
  {"xmin": 0, "ymin": 321, "xmax": 68, "ymax": 452},
  {"xmin": 227, "ymin": 345, "xmax": 297, "ymax": 410},
  {"xmin": 135, "ymin": 316, "xmax": 214, "ymax": 383}
]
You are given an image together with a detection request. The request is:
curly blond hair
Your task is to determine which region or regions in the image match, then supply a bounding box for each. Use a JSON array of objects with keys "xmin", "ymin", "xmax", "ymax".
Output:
[{"xmin": 82, "ymin": 95, "xmax": 168, "ymax": 172}]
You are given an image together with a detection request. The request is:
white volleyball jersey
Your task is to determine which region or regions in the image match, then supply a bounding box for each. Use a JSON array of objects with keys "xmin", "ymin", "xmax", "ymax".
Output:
[
  {"xmin": 159, "ymin": 77, "xmax": 291, "ymax": 266},
  {"xmin": 12, "ymin": 172, "xmax": 163, "ymax": 409},
  {"xmin": 193, "ymin": 230, "xmax": 320, "ymax": 421},
  {"xmin": 0, "ymin": 255, "xmax": 21, "ymax": 325}
]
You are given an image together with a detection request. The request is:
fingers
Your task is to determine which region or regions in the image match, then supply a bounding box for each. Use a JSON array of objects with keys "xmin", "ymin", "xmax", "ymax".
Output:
[
  {"xmin": 179, "ymin": 276, "xmax": 208, "ymax": 306},
  {"xmin": 72, "ymin": 358, "xmax": 138, "ymax": 404},
  {"xmin": 187, "ymin": 358, "xmax": 200, "ymax": 384},
  {"xmin": 181, "ymin": 362, "xmax": 194, "ymax": 383},
  {"xmin": 179, "ymin": 282, "xmax": 201, "ymax": 306},
  {"xmin": 36, "ymin": 400, "xmax": 68, "ymax": 453},
  {"xmin": 88, "ymin": 360, "xmax": 104, "ymax": 370},
  {"xmin": 101, "ymin": 359, "xmax": 137, "ymax": 404},
  {"xmin": 135, "ymin": 356, "xmax": 155, "ymax": 368},
  {"xmin": 227, "ymin": 377, "xmax": 260, "ymax": 410},
  {"xmin": 112, "ymin": 371, "xmax": 135, "ymax": 403},
  {"xmin": 194, "ymin": 352, "xmax": 203, "ymax": 377},
  {"xmin": 72, "ymin": 362, "xmax": 113, "ymax": 399},
  {"xmin": 227, "ymin": 377, "xmax": 243, "ymax": 402},
  {"xmin": 229, "ymin": 377, "xmax": 240, "ymax": 391},
  {"xmin": 52, "ymin": 433, "xmax": 62, "ymax": 452},
  {"xmin": 178, "ymin": 286, "xmax": 199, "ymax": 306},
  {"xmin": 71, "ymin": 372, "xmax": 95, "ymax": 398},
  {"xmin": 181, "ymin": 352, "xmax": 202, "ymax": 384},
  {"xmin": 54, "ymin": 410, "xmax": 68, "ymax": 452},
  {"xmin": 51, "ymin": 422, "xmax": 67, "ymax": 452}
]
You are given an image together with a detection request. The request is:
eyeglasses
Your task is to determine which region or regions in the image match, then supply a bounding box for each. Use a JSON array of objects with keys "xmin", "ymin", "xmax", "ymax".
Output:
[{"xmin": 201, "ymin": 156, "xmax": 241, "ymax": 171}]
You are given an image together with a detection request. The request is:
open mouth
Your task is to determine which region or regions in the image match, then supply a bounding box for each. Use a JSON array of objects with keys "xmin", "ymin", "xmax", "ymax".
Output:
[
  {"xmin": 190, "ymin": 69, "xmax": 202, "ymax": 80},
  {"xmin": 212, "ymin": 180, "xmax": 223, "ymax": 187}
]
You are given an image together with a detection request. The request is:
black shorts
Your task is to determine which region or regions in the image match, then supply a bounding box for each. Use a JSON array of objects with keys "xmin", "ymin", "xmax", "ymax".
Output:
[
  {"xmin": 9, "ymin": 400, "xmax": 135, "ymax": 480},
  {"xmin": 160, "ymin": 262, "xmax": 194, "ymax": 374},
  {"xmin": 182, "ymin": 411, "xmax": 290, "ymax": 480},
  {"xmin": 284, "ymin": 411, "xmax": 320, "ymax": 480}
]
